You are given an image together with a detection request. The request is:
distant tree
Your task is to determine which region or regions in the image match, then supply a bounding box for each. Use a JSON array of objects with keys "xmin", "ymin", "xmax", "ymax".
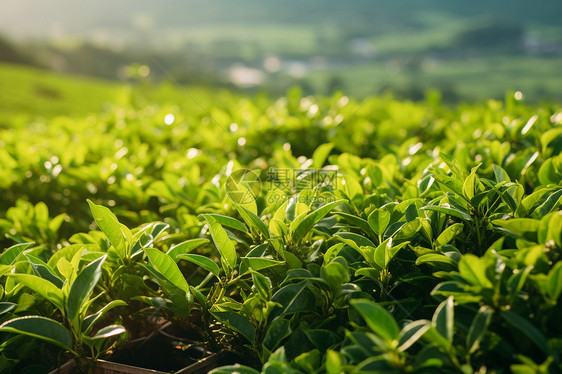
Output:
[
  {"xmin": 326, "ymin": 75, "xmax": 346, "ymax": 94},
  {"xmin": 457, "ymin": 22, "xmax": 524, "ymax": 50},
  {"xmin": 0, "ymin": 36, "xmax": 37, "ymax": 65}
]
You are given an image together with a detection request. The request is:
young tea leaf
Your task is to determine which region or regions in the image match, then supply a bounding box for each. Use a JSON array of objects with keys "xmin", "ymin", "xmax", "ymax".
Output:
[
  {"xmin": 0, "ymin": 316, "xmax": 73, "ymax": 352},
  {"xmin": 67, "ymin": 255, "xmax": 107, "ymax": 323},
  {"xmin": 350, "ymin": 299, "xmax": 399, "ymax": 343}
]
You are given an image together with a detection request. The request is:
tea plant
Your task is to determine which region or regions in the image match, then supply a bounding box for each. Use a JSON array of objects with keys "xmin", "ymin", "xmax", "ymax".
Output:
[{"xmin": 0, "ymin": 70, "xmax": 560, "ymax": 373}]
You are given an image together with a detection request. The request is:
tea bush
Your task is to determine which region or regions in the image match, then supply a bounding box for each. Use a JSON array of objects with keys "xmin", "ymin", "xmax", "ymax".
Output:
[{"xmin": 0, "ymin": 72, "xmax": 560, "ymax": 373}]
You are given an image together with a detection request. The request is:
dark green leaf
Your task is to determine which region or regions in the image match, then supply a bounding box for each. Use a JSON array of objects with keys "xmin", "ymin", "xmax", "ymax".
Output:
[
  {"xmin": 177, "ymin": 254, "xmax": 220, "ymax": 278},
  {"xmin": 0, "ymin": 302, "xmax": 16, "ymax": 315},
  {"xmin": 263, "ymin": 318, "xmax": 291, "ymax": 352},
  {"xmin": 25, "ymin": 254, "xmax": 64, "ymax": 288},
  {"xmin": 547, "ymin": 262, "xmax": 562, "ymax": 301},
  {"xmin": 350, "ymin": 299, "xmax": 399, "ymax": 343},
  {"xmin": 0, "ymin": 316, "xmax": 73, "ymax": 352},
  {"xmin": 67, "ymin": 255, "xmax": 107, "ymax": 323},
  {"xmin": 399, "ymin": 319, "xmax": 431, "ymax": 352},
  {"xmin": 211, "ymin": 311, "xmax": 255, "ymax": 342},
  {"xmin": 251, "ymin": 271, "xmax": 272, "ymax": 300},
  {"xmin": 501, "ymin": 311, "xmax": 552, "ymax": 356},
  {"xmin": 467, "ymin": 306, "xmax": 493, "ymax": 354},
  {"xmin": 82, "ymin": 300, "xmax": 127, "ymax": 334},
  {"xmin": 432, "ymin": 296, "xmax": 454, "ymax": 343},
  {"xmin": 270, "ymin": 282, "xmax": 316, "ymax": 319},
  {"xmin": 368, "ymin": 209, "xmax": 391, "ymax": 237}
]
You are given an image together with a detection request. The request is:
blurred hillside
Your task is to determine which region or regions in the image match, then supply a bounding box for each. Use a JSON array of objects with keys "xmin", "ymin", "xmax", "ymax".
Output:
[{"xmin": 1, "ymin": 0, "xmax": 561, "ymax": 102}]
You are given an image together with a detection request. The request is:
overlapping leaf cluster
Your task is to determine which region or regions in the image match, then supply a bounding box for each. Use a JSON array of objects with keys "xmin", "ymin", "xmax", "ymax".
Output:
[{"xmin": 0, "ymin": 86, "xmax": 560, "ymax": 373}]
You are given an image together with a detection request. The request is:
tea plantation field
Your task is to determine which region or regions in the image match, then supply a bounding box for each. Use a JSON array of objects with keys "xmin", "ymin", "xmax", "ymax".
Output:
[{"xmin": 0, "ymin": 64, "xmax": 561, "ymax": 373}]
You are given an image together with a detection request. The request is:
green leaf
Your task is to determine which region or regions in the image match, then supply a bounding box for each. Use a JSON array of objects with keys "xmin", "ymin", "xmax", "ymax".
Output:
[
  {"xmin": 368, "ymin": 209, "xmax": 391, "ymax": 237},
  {"xmin": 334, "ymin": 232, "xmax": 376, "ymax": 250},
  {"xmin": 235, "ymin": 205, "xmax": 269, "ymax": 239},
  {"xmin": 312, "ymin": 142, "xmax": 334, "ymax": 169},
  {"xmin": 493, "ymin": 219, "xmax": 539, "ymax": 238},
  {"xmin": 290, "ymin": 212, "xmax": 317, "ymax": 244},
  {"xmin": 304, "ymin": 329, "xmax": 341, "ymax": 351},
  {"xmin": 166, "ymin": 238, "xmax": 209, "ymax": 261},
  {"xmin": 436, "ymin": 223, "xmax": 464, "ymax": 246},
  {"xmin": 432, "ymin": 296, "xmax": 454, "ymax": 343},
  {"xmin": 431, "ymin": 173, "xmax": 464, "ymax": 197},
  {"xmin": 422, "ymin": 205, "xmax": 472, "ymax": 222},
  {"xmin": 252, "ymin": 271, "xmax": 272, "ymax": 300},
  {"xmin": 462, "ymin": 164, "xmax": 481, "ymax": 200},
  {"xmin": 440, "ymin": 152, "xmax": 467, "ymax": 179},
  {"xmin": 466, "ymin": 306, "xmax": 493, "ymax": 354},
  {"xmin": 49, "ymin": 213, "xmax": 67, "ymax": 233},
  {"xmin": 211, "ymin": 311, "xmax": 255, "ymax": 342},
  {"xmin": 0, "ymin": 316, "xmax": 73, "ymax": 352},
  {"xmin": 492, "ymin": 164, "xmax": 511, "ymax": 183},
  {"xmin": 416, "ymin": 253, "xmax": 458, "ymax": 271},
  {"xmin": 88, "ymin": 324, "xmax": 126, "ymax": 340},
  {"xmin": 199, "ymin": 214, "xmax": 248, "ymax": 233},
  {"xmin": 325, "ymin": 350, "xmax": 343, "ymax": 374},
  {"xmin": 373, "ymin": 238, "xmax": 408, "ymax": 270},
  {"xmin": 547, "ymin": 262, "xmax": 562, "ymax": 301},
  {"xmin": 209, "ymin": 365, "xmax": 260, "ymax": 374},
  {"xmin": 337, "ymin": 212, "xmax": 376, "ymax": 238},
  {"xmin": 540, "ymin": 127, "xmax": 562, "ymax": 153},
  {"xmin": 546, "ymin": 211, "xmax": 562, "ymax": 248},
  {"xmin": 87, "ymin": 200, "xmax": 129, "ymax": 260},
  {"xmin": 177, "ymin": 254, "xmax": 220, "ymax": 278},
  {"xmin": 67, "ymin": 255, "xmax": 107, "ymax": 323},
  {"xmin": 82, "ymin": 300, "xmax": 127, "ymax": 334},
  {"xmin": 350, "ymin": 299, "xmax": 399, "ymax": 343},
  {"xmin": 291, "ymin": 200, "xmax": 343, "ymax": 244},
  {"xmin": 294, "ymin": 349, "xmax": 321, "ymax": 373},
  {"xmin": 142, "ymin": 263, "xmax": 191, "ymax": 318},
  {"xmin": 144, "ymin": 248, "xmax": 189, "ymax": 293},
  {"xmin": 282, "ymin": 250, "xmax": 303, "ymax": 269},
  {"xmin": 422, "ymin": 326, "xmax": 452, "ymax": 351},
  {"xmin": 263, "ymin": 318, "xmax": 292, "ymax": 352},
  {"xmin": 320, "ymin": 259, "xmax": 350, "ymax": 294},
  {"xmin": 0, "ymin": 302, "xmax": 17, "ymax": 315},
  {"xmin": 340, "ymin": 174, "xmax": 363, "ymax": 201},
  {"xmin": 538, "ymin": 159, "xmax": 559, "ymax": 185},
  {"xmin": 270, "ymin": 281, "xmax": 316, "ymax": 319},
  {"xmin": 395, "ymin": 218, "xmax": 422, "ymax": 239},
  {"xmin": 458, "ymin": 254, "xmax": 492, "ymax": 288},
  {"xmin": 7, "ymin": 274, "xmax": 64, "ymax": 311},
  {"xmin": 205, "ymin": 216, "xmax": 237, "ymax": 272},
  {"xmin": 501, "ymin": 311, "xmax": 552, "ymax": 356},
  {"xmin": 0, "ymin": 242, "xmax": 34, "ymax": 265},
  {"xmin": 240, "ymin": 257, "xmax": 283, "ymax": 274},
  {"xmin": 25, "ymin": 254, "xmax": 64, "ymax": 288},
  {"xmin": 398, "ymin": 320, "xmax": 431, "ymax": 352},
  {"xmin": 536, "ymin": 189, "xmax": 562, "ymax": 217},
  {"xmin": 312, "ymin": 200, "xmax": 344, "ymax": 224}
]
